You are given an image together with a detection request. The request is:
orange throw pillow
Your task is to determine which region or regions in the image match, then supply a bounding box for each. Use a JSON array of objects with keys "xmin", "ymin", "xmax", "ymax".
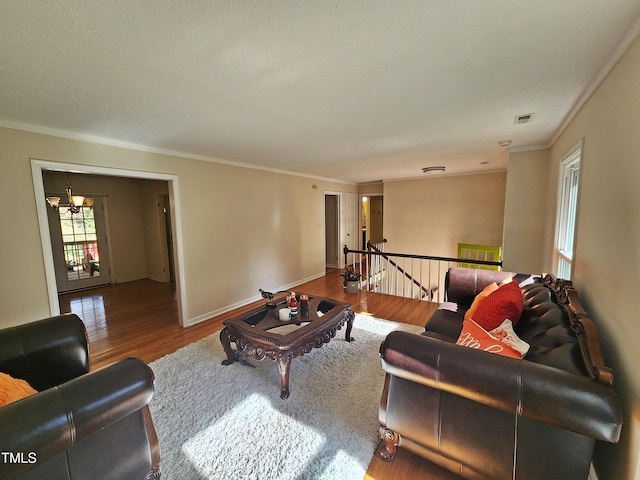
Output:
[
  {"xmin": 456, "ymin": 318, "xmax": 525, "ymax": 359},
  {"xmin": 464, "ymin": 282, "xmax": 499, "ymax": 322},
  {"xmin": 0, "ymin": 372, "xmax": 37, "ymax": 407},
  {"xmin": 471, "ymin": 280, "xmax": 524, "ymax": 330}
]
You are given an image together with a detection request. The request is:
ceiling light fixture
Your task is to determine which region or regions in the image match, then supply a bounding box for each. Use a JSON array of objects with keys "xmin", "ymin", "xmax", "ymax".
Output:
[
  {"xmin": 422, "ymin": 166, "xmax": 446, "ymax": 174},
  {"xmin": 498, "ymin": 139, "xmax": 512, "ymax": 147},
  {"xmin": 46, "ymin": 181, "xmax": 92, "ymax": 214}
]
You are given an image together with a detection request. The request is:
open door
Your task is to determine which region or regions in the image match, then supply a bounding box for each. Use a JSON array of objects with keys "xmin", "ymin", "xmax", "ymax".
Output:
[{"xmin": 161, "ymin": 194, "xmax": 176, "ymax": 282}]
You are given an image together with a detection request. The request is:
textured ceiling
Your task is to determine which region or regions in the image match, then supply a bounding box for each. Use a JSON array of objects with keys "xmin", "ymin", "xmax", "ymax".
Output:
[{"xmin": 2, "ymin": 1, "xmax": 640, "ymax": 183}]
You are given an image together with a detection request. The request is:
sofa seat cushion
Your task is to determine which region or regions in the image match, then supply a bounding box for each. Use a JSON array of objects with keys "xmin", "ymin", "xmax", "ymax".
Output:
[{"xmin": 423, "ymin": 304, "xmax": 465, "ymax": 340}]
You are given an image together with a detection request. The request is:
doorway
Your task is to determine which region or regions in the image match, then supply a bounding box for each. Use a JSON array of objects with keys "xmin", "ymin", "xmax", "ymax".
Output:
[
  {"xmin": 31, "ymin": 159, "xmax": 187, "ymax": 326},
  {"xmin": 361, "ymin": 194, "xmax": 384, "ymax": 248},
  {"xmin": 324, "ymin": 193, "xmax": 340, "ymax": 268}
]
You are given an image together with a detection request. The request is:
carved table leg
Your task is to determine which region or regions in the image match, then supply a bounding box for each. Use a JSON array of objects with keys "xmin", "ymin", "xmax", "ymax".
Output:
[
  {"xmin": 220, "ymin": 327, "xmax": 235, "ymax": 366},
  {"xmin": 345, "ymin": 310, "xmax": 355, "ymax": 342},
  {"xmin": 376, "ymin": 426, "xmax": 399, "ymax": 462},
  {"xmin": 144, "ymin": 469, "xmax": 161, "ymax": 480},
  {"xmin": 277, "ymin": 352, "xmax": 293, "ymax": 399}
]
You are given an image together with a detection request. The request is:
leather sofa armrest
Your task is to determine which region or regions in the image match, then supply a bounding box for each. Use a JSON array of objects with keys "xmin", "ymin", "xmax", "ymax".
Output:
[
  {"xmin": 380, "ymin": 331, "xmax": 622, "ymax": 443},
  {"xmin": 0, "ymin": 314, "xmax": 89, "ymax": 391},
  {"xmin": 0, "ymin": 357, "xmax": 154, "ymax": 479}
]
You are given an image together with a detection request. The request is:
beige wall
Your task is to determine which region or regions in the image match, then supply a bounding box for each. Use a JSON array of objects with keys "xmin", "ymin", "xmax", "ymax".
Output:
[
  {"xmin": 383, "ymin": 172, "xmax": 507, "ymax": 258},
  {"xmin": 357, "ymin": 181, "xmax": 384, "ymax": 196},
  {"xmin": 0, "ymin": 127, "xmax": 356, "ymax": 327},
  {"xmin": 544, "ymin": 35, "xmax": 640, "ymax": 479},
  {"xmin": 502, "ymin": 149, "xmax": 550, "ymax": 273}
]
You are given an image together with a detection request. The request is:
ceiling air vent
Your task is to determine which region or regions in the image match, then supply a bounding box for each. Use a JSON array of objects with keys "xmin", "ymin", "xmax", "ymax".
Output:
[
  {"xmin": 515, "ymin": 113, "xmax": 535, "ymax": 124},
  {"xmin": 422, "ymin": 166, "xmax": 446, "ymax": 174}
]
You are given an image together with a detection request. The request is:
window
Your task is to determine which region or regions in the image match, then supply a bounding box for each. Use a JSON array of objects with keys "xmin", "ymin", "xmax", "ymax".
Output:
[
  {"xmin": 555, "ymin": 144, "xmax": 581, "ymax": 279},
  {"xmin": 59, "ymin": 205, "xmax": 101, "ymax": 281}
]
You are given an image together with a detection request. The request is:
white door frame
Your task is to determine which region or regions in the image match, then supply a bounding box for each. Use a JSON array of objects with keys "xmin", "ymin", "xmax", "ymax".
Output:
[
  {"xmin": 157, "ymin": 192, "xmax": 174, "ymax": 283},
  {"xmin": 30, "ymin": 159, "xmax": 188, "ymax": 327}
]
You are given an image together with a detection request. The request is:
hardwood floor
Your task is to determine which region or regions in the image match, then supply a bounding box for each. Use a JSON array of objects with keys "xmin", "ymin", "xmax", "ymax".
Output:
[{"xmin": 58, "ymin": 269, "xmax": 454, "ymax": 479}]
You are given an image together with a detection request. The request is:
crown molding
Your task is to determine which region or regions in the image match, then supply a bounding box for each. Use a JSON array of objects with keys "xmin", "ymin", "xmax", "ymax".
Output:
[
  {"xmin": 552, "ymin": 14, "xmax": 640, "ymax": 144},
  {"xmin": 0, "ymin": 120, "xmax": 355, "ymax": 185}
]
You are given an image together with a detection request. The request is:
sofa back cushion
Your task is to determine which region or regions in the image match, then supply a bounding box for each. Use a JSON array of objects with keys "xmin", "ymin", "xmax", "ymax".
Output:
[
  {"xmin": 435, "ymin": 269, "xmax": 589, "ymax": 377},
  {"xmin": 447, "ymin": 269, "xmax": 517, "ymax": 307},
  {"xmin": 516, "ymin": 283, "xmax": 586, "ymax": 376}
]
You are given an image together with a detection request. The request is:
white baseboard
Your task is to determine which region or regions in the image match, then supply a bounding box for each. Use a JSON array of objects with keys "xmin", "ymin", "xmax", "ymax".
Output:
[
  {"xmin": 113, "ymin": 274, "xmax": 148, "ymax": 284},
  {"xmin": 185, "ymin": 271, "xmax": 327, "ymax": 327},
  {"xmin": 147, "ymin": 273, "xmax": 169, "ymax": 283},
  {"xmin": 113, "ymin": 274, "xmax": 170, "ymax": 284}
]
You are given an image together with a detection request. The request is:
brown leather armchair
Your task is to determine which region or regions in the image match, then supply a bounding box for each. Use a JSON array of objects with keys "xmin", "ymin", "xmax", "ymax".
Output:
[{"xmin": 0, "ymin": 314, "xmax": 160, "ymax": 480}]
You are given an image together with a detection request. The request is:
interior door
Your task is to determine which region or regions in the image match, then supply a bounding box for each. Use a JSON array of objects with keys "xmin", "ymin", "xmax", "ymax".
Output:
[
  {"xmin": 325, "ymin": 194, "xmax": 339, "ymax": 268},
  {"xmin": 345, "ymin": 193, "xmax": 359, "ymax": 253},
  {"xmin": 162, "ymin": 194, "xmax": 175, "ymax": 282},
  {"xmin": 47, "ymin": 196, "xmax": 111, "ymax": 293}
]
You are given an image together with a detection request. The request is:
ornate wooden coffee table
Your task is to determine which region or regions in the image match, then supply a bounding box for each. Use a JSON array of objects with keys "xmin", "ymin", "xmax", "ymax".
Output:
[{"xmin": 220, "ymin": 294, "xmax": 355, "ymax": 399}]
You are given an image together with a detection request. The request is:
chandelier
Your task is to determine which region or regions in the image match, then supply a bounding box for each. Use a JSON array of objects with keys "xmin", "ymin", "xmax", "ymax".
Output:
[{"xmin": 46, "ymin": 182, "xmax": 93, "ymax": 214}]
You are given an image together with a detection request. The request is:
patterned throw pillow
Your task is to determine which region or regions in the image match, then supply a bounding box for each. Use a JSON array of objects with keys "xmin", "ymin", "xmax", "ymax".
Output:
[
  {"xmin": 456, "ymin": 318, "xmax": 529, "ymax": 359},
  {"xmin": 471, "ymin": 280, "xmax": 524, "ymax": 330},
  {"xmin": 489, "ymin": 319, "xmax": 530, "ymax": 357}
]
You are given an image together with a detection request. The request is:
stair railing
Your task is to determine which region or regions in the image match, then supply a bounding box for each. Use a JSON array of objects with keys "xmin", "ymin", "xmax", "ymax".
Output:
[
  {"xmin": 343, "ymin": 242, "xmax": 502, "ymax": 302},
  {"xmin": 367, "ymin": 241, "xmax": 433, "ymax": 300}
]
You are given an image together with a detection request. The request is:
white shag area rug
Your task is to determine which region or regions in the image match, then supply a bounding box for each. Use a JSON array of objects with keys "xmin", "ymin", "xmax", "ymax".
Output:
[{"xmin": 148, "ymin": 313, "xmax": 423, "ymax": 480}]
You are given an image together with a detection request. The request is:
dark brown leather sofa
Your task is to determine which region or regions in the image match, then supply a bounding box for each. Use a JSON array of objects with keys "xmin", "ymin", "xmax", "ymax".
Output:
[
  {"xmin": 0, "ymin": 314, "xmax": 160, "ymax": 480},
  {"xmin": 377, "ymin": 267, "xmax": 622, "ymax": 479}
]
